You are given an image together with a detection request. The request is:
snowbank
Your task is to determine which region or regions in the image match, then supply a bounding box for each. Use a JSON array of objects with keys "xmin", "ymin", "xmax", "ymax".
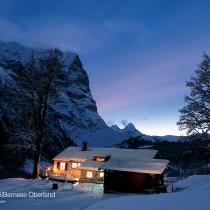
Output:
[
  {"xmin": 86, "ymin": 190, "xmax": 209, "ymax": 210},
  {"xmin": 87, "ymin": 175, "xmax": 210, "ymax": 210},
  {"xmin": 174, "ymin": 175, "xmax": 210, "ymax": 192}
]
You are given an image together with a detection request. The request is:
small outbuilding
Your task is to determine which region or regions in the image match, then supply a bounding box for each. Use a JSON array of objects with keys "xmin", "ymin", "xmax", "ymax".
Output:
[{"xmin": 101, "ymin": 158, "xmax": 168, "ymax": 193}]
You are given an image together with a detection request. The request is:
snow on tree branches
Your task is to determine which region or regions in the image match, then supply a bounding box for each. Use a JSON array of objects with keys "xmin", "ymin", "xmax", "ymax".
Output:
[{"xmin": 177, "ymin": 53, "xmax": 210, "ymax": 137}]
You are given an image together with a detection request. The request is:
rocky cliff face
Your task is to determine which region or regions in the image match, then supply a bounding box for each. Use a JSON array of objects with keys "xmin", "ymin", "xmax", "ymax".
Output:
[
  {"xmin": 0, "ymin": 41, "xmax": 127, "ymax": 149},
  {"xmin": 0, "ymin": 41, "xmax": 180, "ymax": 152}
]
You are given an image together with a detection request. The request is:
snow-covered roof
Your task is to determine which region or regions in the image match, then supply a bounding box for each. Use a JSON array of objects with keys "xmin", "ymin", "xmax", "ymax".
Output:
[
  {"xmin": 53, "ymin": 146, "xmax": 158, "ymax": 162},
  {"xmin": 79, "ymin": 159, "xmax": 104, "ymax": 171},
  {"xmin": 53, "ymin": 146, "xmax": 169, "ymax": 174},
  {"xmin": 100, "ymin": 159, "xmax": 169, "ymax": 174},
  {"xmin": 78, "ymin": 158, "xmax": 169, "ymax": 174}
]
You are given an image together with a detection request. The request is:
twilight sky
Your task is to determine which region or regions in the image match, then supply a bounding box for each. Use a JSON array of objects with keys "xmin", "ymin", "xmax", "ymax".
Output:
[{"xmin": 1, "ymin": 0, "xmax": 210, "ymax": 135}]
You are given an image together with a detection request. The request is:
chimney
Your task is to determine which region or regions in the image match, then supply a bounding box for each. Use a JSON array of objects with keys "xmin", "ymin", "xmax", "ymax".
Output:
[{"xmin": 82, "ymin": 141, "xmax": 88, "ymax": 151}]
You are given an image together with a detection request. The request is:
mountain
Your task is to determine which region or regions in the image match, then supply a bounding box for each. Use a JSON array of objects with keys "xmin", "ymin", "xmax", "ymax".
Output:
[
  {"xmin": 141, "ymin": 134, "xmax": 181, "ymax": 142},
  {"xmin": 111, "ymin": 123, "xmax": 142, "ymax": 138},
  {"xmin": 152, "ymin": 135, "xmax": 180, "ymax": 141},
  {"xmin": 0, "ymin": 41, "xmax": 129, "ymax": 148},
  {"xmin": 123, "ymin": 123, "xmax": 142, "ymax": 137},
  {"xmin": 0, "ymin": 41, "xmax": 181, "ymax": 151},
  {"xmin": 111, "ymin": 123, "xmax": 181, "ymax": 142},
  {"xmin": 111, "ymin": 125, "xmax": 121, "ymax": 131}
]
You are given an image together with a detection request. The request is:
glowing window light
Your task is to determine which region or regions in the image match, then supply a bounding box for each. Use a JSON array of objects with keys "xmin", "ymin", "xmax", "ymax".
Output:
[
  {"xmin": 60, "ymin": 162, "xmax": 66, "ymax": 171},
  {"xmin": 86, "ymin": 171, "xmax": 93, "ymax": 178},
  {"xmin": 99, "ymin": 172, "xmax": 104, "ymax": 178},
  {"xmin": 72, "ymin": 162, "xmax": 80, "ymax": 168}
]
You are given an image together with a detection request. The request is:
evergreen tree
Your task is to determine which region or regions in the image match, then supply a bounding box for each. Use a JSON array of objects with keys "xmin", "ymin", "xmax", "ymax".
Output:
[{"xmin": 177, "ymin": 53, "xmax": 210, "ymax": 138}]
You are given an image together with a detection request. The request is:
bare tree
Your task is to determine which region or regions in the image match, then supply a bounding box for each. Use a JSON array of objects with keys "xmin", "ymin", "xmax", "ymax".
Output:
[{"xmin": 20, "ymin": 49, "xmax": 65, "ymax": 177}]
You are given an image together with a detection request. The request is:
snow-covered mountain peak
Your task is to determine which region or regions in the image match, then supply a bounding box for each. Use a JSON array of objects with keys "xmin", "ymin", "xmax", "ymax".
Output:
[
  {"xmin": 109, "ymin": 122, "xmax": 142, "ymax": 139},
  {"xmin": 111, "ymin": 125, "xmax": 121, "ymax": 131},
  {"xmin": 123, "ymin": 123, "xmax": 136, "ymax": 131},
  {"xmin": 122, "ymin": 123, "xmax": 142, "ymax": 137},
  {"xmin": 0, "ymin": 41, "xmax": 77, "ymax": 66}
]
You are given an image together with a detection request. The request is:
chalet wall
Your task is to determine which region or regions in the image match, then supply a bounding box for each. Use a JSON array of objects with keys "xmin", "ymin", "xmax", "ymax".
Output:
[
  {"xmin": 104, "ymin": 170, "xmax": 163, "ymax": 193},
  {"xmin": 53, "ymin": 160, "xmax": 82, "ymax": 178},
  {"xmin": 80, "ymin": 170, "xmax": 103, "ymax": 183},
  {"xmin": 53, "ymin": 160, "xmax": 104, "ymax": 183}
]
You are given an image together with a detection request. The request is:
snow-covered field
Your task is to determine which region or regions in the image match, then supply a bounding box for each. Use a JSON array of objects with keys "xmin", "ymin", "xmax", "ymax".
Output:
[{"xmin": 0, "ymin": 175, "xmax": 209, "ymax": 210}]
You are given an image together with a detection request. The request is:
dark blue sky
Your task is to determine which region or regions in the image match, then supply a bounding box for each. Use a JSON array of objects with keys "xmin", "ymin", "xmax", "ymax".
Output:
[{"xmin": 1, "ymin": 0, "xmax": 210, "ymax": 135}]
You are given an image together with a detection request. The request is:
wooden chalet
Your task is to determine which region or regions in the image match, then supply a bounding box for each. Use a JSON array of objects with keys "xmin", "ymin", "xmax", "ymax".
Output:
[{"xmin": 51, "ymin": 143, "xmax": 169, "ymax": 193}]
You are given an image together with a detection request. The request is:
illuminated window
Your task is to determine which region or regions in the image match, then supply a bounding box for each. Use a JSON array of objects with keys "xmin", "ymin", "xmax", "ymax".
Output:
[
  {"xmin": 71, "ymin": 162, "xmax": 81, "ymax": 168},
  {"xmin": 99, "ymin": 172, "xmax": 104, "ymax": 178},
  {"xmin": 60, "ymin": 162, "xmax": 66, "ymax": 171},
  {"xmin": 86, "ymin": 171, "xmax": 93, "ymax": 178},
  {"xmin": 93, "ymin": 156, "xmax": 106, "ymax": 162},
  {"xmin": 71, "ymin": 162, "xmax": 77, "ymax": 168}
]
